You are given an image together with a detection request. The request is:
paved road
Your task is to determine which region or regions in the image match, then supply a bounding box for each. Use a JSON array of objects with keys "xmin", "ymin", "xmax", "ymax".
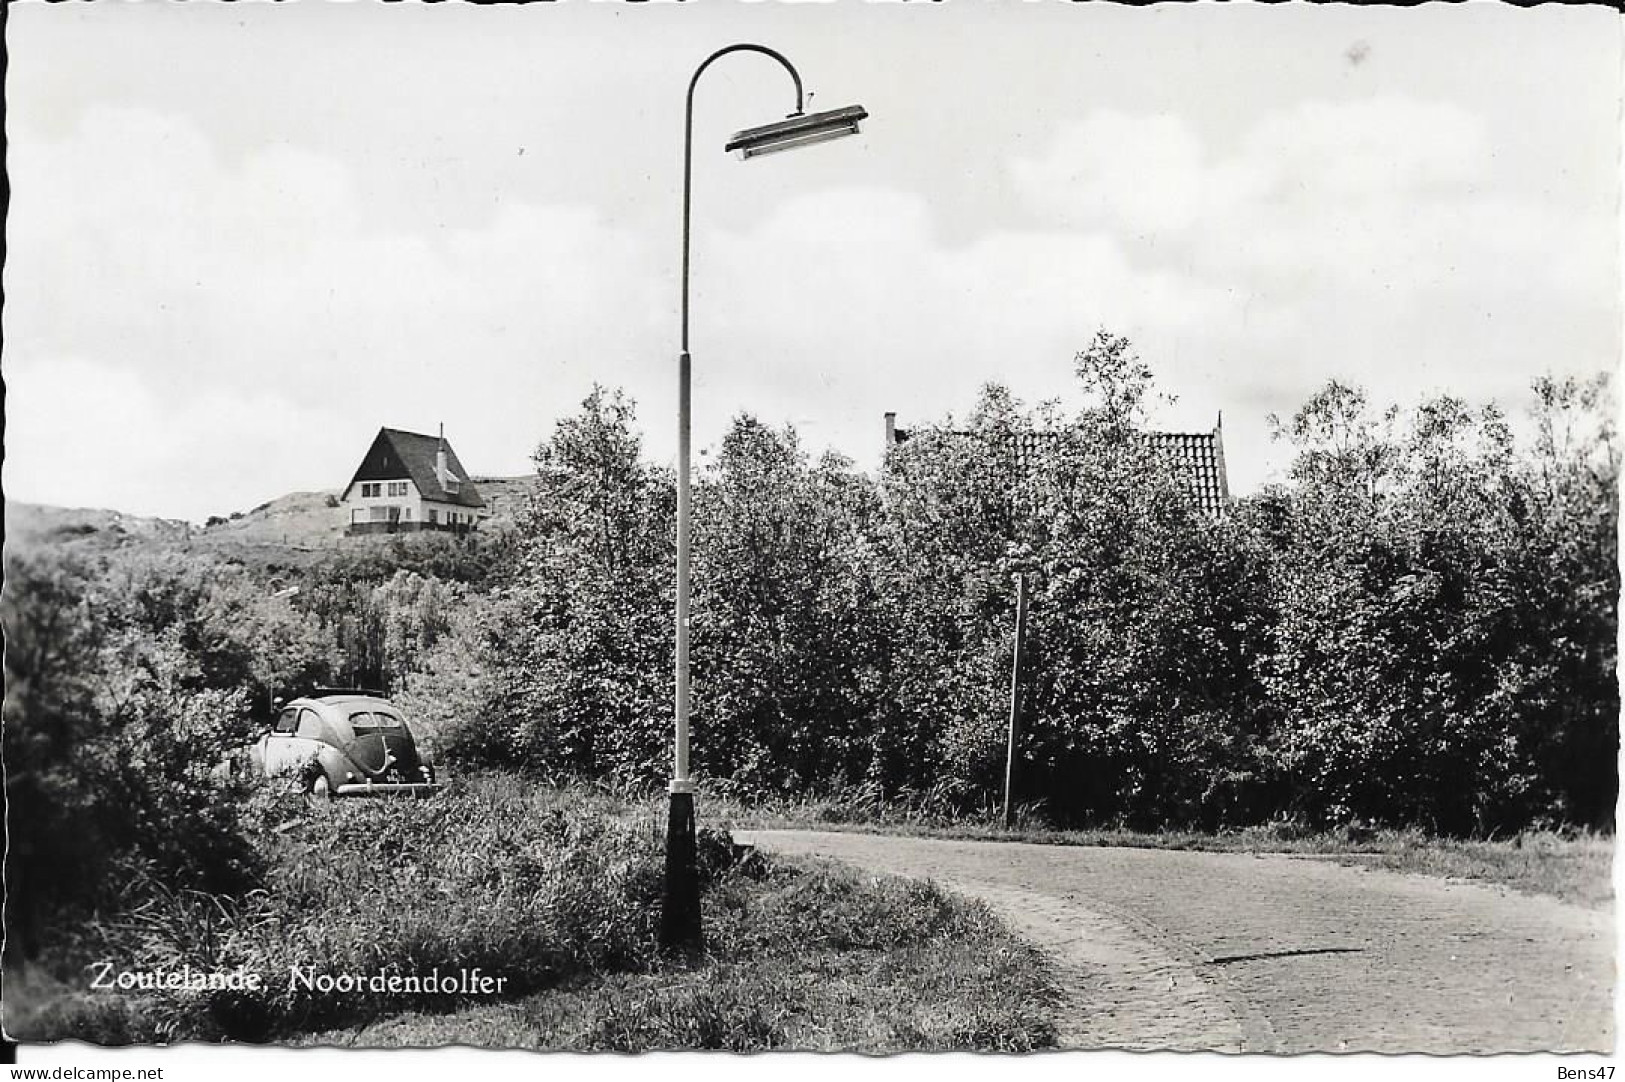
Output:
[{"xmin": 737, "ymin": 830, "xmax": 1614, "ymax": 1053}]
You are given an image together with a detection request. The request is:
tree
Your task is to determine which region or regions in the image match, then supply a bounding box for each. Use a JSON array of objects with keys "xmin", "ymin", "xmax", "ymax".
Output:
[
  {"xmin": 689, "ymin": 416, "xmax": 885, "ymax": 792},
  {"xmin": 1257, "ymin": 376, "xmax": 1618, "ymax": 831},
  {"xmin": 490, "ymin": 386, "xmax": 676, "ymax": 784}
]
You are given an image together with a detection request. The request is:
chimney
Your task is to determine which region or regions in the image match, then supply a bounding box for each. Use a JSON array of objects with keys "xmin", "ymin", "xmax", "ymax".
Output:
[
  {"xmin": 436, "ymin": 423, "xmax": 449, "ymax": 488},
  {"xmin": 884, "ymin": 411, "xmax": 897, "ymax": 449}
]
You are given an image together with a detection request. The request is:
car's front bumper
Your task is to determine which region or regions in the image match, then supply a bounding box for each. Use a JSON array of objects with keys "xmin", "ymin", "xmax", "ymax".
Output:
[{"xmin": 335, "ymin": 781, "xmax": 442, "ymax": 797}]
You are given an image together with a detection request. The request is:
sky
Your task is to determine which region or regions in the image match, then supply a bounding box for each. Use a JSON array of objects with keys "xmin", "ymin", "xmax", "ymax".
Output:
[{"xmin": 5, "ymin": 1, "xmax": 1621, "ymax": 524}]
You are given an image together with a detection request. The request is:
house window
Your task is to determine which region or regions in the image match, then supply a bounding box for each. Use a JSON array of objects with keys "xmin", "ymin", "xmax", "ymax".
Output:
[
  {"xmin": 388, "ymin": 482, "xmax": 408, "ymax": 497},
  {"xmin": 403, "ymin": 507, "xmax": 412, "ymax": 520},
  {"xmin": 428, "ymin": 509, "xmax": 438, "ymax": 524},
  {"xmin": 361, "ymin": 482, "xmax": 383, "ymax": 498}
]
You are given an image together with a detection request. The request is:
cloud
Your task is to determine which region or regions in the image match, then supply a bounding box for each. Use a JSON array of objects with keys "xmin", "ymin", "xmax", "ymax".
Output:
[
  {"xmin": 7, "ymin": 106, "xmax": 669, "ymax": 516},
  {"xmin": 1008, "ymin": 96, "xmax": 1583, "ymax": 298},
  {"xmin": 3, "ymin": 356, "xmax": 350, "ymax": 522},
  {"xmin": 8, "ymin": 104, "xmax": 1240, "ymax": 510},
  {"xmin": 11, "ymin": 106, "xmax": 666, "ymax": 396},
  {"xmin": 6, "ymin": 92, "xmax": 1616, "ymax": 517},
  {"xmin": 693, "ymin": 186, "xmax": 1245, "ymax": 466},
  {"xmin": 1011, "ymin": 111, "xmax": 1221, "ymax": 235},
  {"xmin": 1007, "ymin": 97, "xmax": 1616, "ymax": 479}
]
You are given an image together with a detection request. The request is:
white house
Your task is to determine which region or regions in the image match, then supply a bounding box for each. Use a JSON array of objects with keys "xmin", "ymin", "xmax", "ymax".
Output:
[{"xmin": 339, "ymin": 426, "xmax": 488, "ymax": 535}]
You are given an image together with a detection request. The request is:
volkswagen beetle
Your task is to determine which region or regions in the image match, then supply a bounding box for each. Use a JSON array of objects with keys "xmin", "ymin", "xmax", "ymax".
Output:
[{"xmin": 250, "ymin": 689, "xmax": 440, "ymax": 798}]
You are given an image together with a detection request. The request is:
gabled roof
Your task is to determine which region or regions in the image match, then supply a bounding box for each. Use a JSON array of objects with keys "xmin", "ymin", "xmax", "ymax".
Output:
[
  {"xmin": 343, "ymin": 428, "xmax": 486, "ymax": 509},
  {"xmin": 888, "ymin": 420, "xmax": 1231, "ymax": 518}
]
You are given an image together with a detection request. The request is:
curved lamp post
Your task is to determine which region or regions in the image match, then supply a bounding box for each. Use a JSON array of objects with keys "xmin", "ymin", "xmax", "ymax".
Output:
[{"xmin": 661, "ymin": 44, "xmax": 868, "ymax": 949}]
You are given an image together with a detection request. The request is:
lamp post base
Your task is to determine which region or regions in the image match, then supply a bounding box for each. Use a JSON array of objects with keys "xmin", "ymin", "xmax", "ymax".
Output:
[{"xmin": 659, "ymin": 787, "xmax": 702, "ymax": 951}]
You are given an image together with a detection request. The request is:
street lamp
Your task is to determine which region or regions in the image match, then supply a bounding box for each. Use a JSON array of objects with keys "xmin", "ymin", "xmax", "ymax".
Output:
[
  {"xmin": 725, "ymin": 105, "xmax": 870, "ymax": 159},
  {"xmin": 661, "ymin": 44, "xmax": 868, "ymax": 950}
]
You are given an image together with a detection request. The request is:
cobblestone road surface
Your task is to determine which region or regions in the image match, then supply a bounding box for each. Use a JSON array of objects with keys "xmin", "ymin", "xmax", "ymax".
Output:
[{"xmin": 737, "ymin": 830, "xmax": 1614, "ymax": 1053}]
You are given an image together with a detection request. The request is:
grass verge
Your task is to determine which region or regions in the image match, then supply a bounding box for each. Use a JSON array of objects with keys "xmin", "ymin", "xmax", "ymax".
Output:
[
  {"xmin": 305, "ymin": 856, "xmax": 1056, "ymax": 1051},
  {"xmin": 7, "ymin": 773, "xmax": 1057, "ymax": 1051}
]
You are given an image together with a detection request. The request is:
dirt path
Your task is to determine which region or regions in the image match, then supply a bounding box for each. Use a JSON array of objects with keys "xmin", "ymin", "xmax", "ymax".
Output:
[{"xmin": 737, "ymin": 830, "xmax": 1614, "ymax": 1053}]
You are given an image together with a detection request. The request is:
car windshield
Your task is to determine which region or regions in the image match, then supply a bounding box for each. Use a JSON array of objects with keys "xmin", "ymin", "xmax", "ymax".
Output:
[{"xmin": 349, "ymin": 709, "xmax": 406, "ymax": 735}]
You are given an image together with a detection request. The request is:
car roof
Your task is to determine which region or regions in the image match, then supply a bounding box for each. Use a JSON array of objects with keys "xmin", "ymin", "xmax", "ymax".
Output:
[{"xmin": 294, "ymin": 694, "xmax": 402, "ymax": 712}]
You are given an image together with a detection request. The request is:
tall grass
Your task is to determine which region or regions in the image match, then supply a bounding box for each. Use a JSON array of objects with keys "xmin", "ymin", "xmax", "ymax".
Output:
[
  {"xmin": 303, "ymin": 855, "xmax": 1058, "ymax": 1052},
  {"xmin": 11, "ymin": 772, "xmax": 1059, "ymax": 1050},
  {"xmin": 14, "ymin": 774, "xmax": 719, "ymax": 1041}
]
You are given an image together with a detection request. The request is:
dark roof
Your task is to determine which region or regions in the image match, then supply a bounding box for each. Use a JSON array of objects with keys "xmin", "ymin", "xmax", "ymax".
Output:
[
  {"xmin": 889, "ymin": 423, "xmax": 1230, "ymax": 518},
  {"xmin": 1137, "ymin": 431, "xmax": 1231, "ymax": 518},
  {"xmin": 343, "ymin": 428, "xmax": 486, "ymax": 509}
]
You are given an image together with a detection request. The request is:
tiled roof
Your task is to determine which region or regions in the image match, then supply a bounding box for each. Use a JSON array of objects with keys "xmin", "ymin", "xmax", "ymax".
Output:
[
  {"xmin": 345, "ymin": 428, "xmax": 486, "ymax": 509},
  {"xmin": 1138, "ymin": 431, "xmax": 1231, "ymax": 518},
  {"xmin": 889, "ymin": 422, "xmax": 1230, "ymax": 518}
]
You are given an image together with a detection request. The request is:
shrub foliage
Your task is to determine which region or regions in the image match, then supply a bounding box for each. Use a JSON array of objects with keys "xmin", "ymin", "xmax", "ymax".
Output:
[{"xmin": 476, "ymin": 341, "xmax": 1616, "ymax": 834}]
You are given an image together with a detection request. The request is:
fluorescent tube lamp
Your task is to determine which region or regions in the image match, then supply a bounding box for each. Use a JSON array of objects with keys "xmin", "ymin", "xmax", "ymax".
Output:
[{"xmin": 725, "ymin": 104, "xmax": 869, "ymax": 159}]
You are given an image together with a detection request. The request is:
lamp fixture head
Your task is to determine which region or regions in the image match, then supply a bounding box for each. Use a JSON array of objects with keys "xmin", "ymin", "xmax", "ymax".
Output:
[{"xmin": 725, "ymin": 104, "xmax": 869, "ymax": 160}]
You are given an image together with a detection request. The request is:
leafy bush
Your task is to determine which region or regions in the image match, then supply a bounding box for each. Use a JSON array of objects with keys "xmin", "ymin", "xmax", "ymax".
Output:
[
  {"xmin": 2, "ymin": 549, "xmax": 268, "ymax": 962},
  {"xmin": 0, "ymin": 540, "xmax": 511, "ymax": 968},
  {"xmin": 458, "ymin": 343, "xmax": 1615, "ymax": 836}
]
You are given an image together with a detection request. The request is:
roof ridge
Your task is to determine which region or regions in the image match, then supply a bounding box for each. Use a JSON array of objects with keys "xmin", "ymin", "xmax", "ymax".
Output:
[
  {"xmin": 904, "ymin": 426, "xmax": 1219, "ymax": 438},
  {"xmin": 887, "ymin": 423, "xmax": 1229, "ymax": 516}
]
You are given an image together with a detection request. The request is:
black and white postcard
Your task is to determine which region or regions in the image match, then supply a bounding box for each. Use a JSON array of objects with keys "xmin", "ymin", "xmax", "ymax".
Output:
[{"xmin": 3, "ymin": 3, "xmax": 1618, "ymax": 1078}]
